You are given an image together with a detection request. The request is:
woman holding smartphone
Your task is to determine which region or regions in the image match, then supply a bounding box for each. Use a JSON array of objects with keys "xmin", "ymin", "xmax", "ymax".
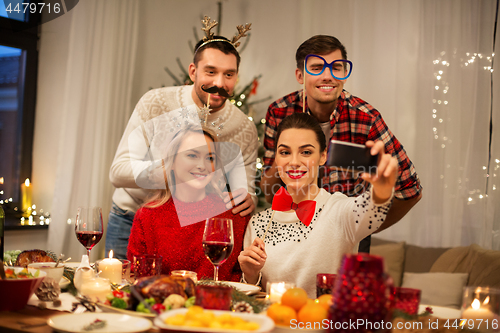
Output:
[{"xmin": 238, "ymin": 113, "xmax": 398, "ymax": 297}]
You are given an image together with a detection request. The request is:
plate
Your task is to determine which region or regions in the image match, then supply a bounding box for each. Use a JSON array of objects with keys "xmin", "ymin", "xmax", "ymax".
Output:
[
  {"xmin": 48, "ymin": 313, "xmax": 152, "ymax": 333},
  {"xmin": 273, "ymin": 325, "xmax": 323, "ymax": 333},
  {"xmin": 96, "ymin": 303, "xmax": 156, "ymax": 320},
  {"xmin": 155, "ymin": 308, "xmax": 274, "ymax": 333},
  {"xmin": 419, "ymin": 304, "xmax": 462, "ymax": 319},
  {"xmin": 223, "ymin": 281, "xmax": 261, "ymax": 295}
]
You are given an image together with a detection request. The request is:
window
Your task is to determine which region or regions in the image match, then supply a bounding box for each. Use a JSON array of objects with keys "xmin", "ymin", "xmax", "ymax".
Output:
[{"xmin": 0, "ymin": 1, "xmax": 40, "ymax": 227}]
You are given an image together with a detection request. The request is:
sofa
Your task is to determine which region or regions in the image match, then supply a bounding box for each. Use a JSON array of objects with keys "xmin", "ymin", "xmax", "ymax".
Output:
[{"xmin": 370, "ymin": 237, "xmax": 500, "ymax": 309}]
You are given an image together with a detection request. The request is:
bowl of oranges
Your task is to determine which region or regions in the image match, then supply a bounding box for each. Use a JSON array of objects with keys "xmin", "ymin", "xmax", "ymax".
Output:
[{"xmin": 266, "ymin": 287, "xmax": 331, "ymax": 332}]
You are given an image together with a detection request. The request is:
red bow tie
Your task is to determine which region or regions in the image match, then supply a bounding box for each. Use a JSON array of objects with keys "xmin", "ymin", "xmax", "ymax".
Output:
[{"xmin": 272, "ymin": 187, "xmax": 316, "ymax": 226}]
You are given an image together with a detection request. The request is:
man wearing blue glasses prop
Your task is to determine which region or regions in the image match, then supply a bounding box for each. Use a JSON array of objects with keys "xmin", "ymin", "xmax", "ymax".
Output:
[{"xmin": 261, "ymin": 35, "xmax": 422, "ymax": 253}]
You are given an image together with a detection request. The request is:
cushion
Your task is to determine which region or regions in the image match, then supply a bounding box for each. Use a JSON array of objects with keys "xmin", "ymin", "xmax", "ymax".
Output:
[
  {"xmin": 404, "ymin": 244, "xmax": 450, "ymax": 273},
  {"xmin": 402, "ymin": 272, "xmax": 469, "ymax": 309},
  {"xmin": 431, "ymin": 244, "xmax": 500, "ymax": 288},
  {"xmin": 371, "ymin": 241, "xmax": 405, "ymax": 287}
]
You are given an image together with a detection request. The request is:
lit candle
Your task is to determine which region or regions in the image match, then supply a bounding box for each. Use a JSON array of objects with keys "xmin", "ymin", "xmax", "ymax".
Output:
[
  {"xmin": 80, "ymin": 277, "xmax": 112, "ymax": 302},
  {"xmin": 171, "ymin": 270, "xmax": 198, "ymax": 283},
  {"xmin": 21, "ymin": 178, "xmax": 32, "ymax": 217},
  {"xmin": 0, "ymin": 177, "xmax": 4, "ymax": 184},
  {"xmin": 268, "ymin": 282, "xmax": 294, "ymax": 303},
  {"xmin": 98, "ymin": 250, "xmax": 122, "ymax": 284},
  {"xmin": 461, "ymin": 298, "xmax": 495, "ymax": 333}
]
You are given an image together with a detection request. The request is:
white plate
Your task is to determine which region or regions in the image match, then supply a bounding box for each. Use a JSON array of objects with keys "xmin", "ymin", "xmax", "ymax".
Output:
[
  {"xmin": 273, "ymin": 326, "xmax": 323, "ymax": 332},
  {"xmin": 48, "ymin": 313, "xmax": 152, "ymax": 333},
  {"xmin": 155, "ymin": 308, "xmax": 274, "ymax": 333},
  {"xmin": 419, "ymin": 304, "xmax": 462, "ymax": 318},
  {"xmin": 223, "ymin": 281, "xmax": 261, "ymax": 295}
]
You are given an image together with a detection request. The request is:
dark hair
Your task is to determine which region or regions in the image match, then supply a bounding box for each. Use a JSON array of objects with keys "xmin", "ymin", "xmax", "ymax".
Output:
[
  {"xmin": 193, "ymin": 36, "xmax": 241, "ymax": 69},
  {"xmin": 295, "ymin": 35, "xmax": 348, "ymax": 71},
  {"xmin": 275, "ymin": 113, "xmax": 326, "ymax": 153}
]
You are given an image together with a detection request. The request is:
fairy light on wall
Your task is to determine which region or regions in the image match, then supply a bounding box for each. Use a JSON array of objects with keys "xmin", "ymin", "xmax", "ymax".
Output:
[{"xmin": 433, "ymin": 51, "xmax": 495, "ymax": 204}]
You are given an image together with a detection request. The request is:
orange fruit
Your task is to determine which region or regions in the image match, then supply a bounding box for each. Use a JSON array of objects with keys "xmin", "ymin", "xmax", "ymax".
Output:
[
  {"xmin": 267, "ymin": 303, "xmax": 297, "ymax": 327},
  {"xmin": 298, "ymin": 302, "xmax": 328, "ymax": 327},
  {"xmin": 281, "ymin": 287, "xmax": 308, "ymax": 311},
  {"xmin": 316, "ymin": 294, "xmax": 333, "ymax": 311}
]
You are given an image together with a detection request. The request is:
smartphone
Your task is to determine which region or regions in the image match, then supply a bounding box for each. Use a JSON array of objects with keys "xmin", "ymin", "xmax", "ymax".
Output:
[{"xmin": 326, "ymin": 140, "xmax": 378, "ymax": 174}]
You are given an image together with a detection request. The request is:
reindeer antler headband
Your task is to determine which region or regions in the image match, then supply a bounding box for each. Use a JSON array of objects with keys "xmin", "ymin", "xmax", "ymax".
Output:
[{"xmin": 194, "ymin": 16, "xmax": 252, "ymax": 56}]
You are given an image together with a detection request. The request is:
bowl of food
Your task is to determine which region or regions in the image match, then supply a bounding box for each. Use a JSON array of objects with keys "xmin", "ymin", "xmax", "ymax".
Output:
[
  {"xmin": 28, "ymin": 262, "xmax": 65, "ymax": 282},
  {"xmin": 0, "ymin": 267, "xmax": 47, "ymax": 311}
]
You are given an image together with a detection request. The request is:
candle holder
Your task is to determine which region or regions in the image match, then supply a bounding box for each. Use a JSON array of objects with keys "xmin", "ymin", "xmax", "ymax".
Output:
[
  {"xmin": 266, "ymin": 281, "xmax": 295, "ymax": 303},
  {"xmin": 171, "ymin": 270, "xmax": 198, "ymax": 283},
  {"xmin": 461, "ymin": 286, "xmax": 500, "ymax": 333},
  {"xmin": 133, "ymin": 254, "xmax": 163, "ymax": 278},
  {"xmin": 393, "ymin": 287, "xmax": 421, "ymax": 315},
  {"xmin": 194, "ymin": 285, "xmax": 232, "ymax": 310},
  {"xmin": 328, "ymin": 253, "xmax": 394, "ymax": 333},
  {"xmin": 316, "ymin": 273, "xmax": 337, "ymax": 298},
  {"xmin": 80, "ymin": 277, "xmax": 112, "ymax": 303}
]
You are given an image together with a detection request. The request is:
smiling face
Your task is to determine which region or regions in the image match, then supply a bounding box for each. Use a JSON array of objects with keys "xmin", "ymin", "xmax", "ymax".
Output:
[
  {"xmin": 296, "ymin": 49, "xmax": 348, "ymax": 111},
  {"xmin": 172, "ymin": 131, "xmax": 217, "ymax": 196},
  {"xmin": 189, "ymin": 48, "xmax": 238, "ymax": 112},
  {"xmin": 275, "ymin": 128, "xmax": 327, "ymax": 197}
]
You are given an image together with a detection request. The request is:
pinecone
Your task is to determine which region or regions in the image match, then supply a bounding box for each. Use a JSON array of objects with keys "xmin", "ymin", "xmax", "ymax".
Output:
[
  {"xmin": 35, "ymin": 277, "xmax": 61, "ymax": 301},
  {"xmin": 232, "ymin": 301, "xmax": 254, "ymax": 313}
]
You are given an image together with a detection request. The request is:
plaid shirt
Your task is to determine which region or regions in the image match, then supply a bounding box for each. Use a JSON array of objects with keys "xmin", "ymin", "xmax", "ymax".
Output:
[{"xmin": 264, "ymin": 90, "xmax": 422, "ymax": 200}]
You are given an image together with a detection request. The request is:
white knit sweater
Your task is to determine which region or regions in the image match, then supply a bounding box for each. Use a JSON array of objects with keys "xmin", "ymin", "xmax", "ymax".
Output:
[
  {"xmin": 110, "ymin": 85, "xmax": 258, "ymax": 212},
  {"xmin": 243, "ymin": 188, "xmax": 392, "ymax": 298}
]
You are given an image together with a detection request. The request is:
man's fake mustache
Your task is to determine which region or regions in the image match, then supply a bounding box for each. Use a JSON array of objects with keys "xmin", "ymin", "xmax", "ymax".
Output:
[{"xmin": 201, "ymin": 85, "xmax": 233, "ymax": 98}]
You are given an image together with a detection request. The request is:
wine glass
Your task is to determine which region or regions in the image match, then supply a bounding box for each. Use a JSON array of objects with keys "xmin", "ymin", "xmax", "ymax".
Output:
[
  {"xmin": 75, "ymin": 207, "xmax": 104, "ymax": 259},
  {"xmin": 202, "ymin": 218, "xmax": 234, "ymax": 281}
]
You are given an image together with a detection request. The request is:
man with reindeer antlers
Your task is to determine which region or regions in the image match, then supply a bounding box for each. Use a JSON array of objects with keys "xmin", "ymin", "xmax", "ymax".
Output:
[
  {"xmin": 260, "ymin": 35, "xmax": 422, "ymax": 253},
  {"xmin": 106, "ymin": 16, "xmax": 258, "ymax": 259}
]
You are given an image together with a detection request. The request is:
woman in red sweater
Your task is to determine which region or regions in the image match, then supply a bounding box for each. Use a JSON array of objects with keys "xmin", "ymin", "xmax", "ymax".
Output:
[{"xmin": 127, "ymin": 124, "xmax": 250, "ymax": 281}]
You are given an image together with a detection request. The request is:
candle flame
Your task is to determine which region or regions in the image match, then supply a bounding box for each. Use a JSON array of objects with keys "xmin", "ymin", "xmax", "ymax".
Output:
[
  {"xmin": 25, "ymin": 178, "xmax": 30, "ymax": 187},
  {"xmin": 472, "ymin": 298, "xmax": 481, "ymax": 310},
  {"xmin": 0, "ymin": 177, "xmax": 4, "ymax": 184},
  {"xmin": 483, "ymin": 296, "xmax": 490, "ymax": 305},
  {"xmin": 109, "ymin": 250, "xmax": 114, "ymax": 259}
]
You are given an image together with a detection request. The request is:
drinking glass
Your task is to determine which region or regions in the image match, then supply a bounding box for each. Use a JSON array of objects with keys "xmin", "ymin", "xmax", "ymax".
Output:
[
  {"xmin": 75, "ymin": 207, "xmax": 103, "ymax": 259},
  {"xmin": 202, "ymin": 218, "xmax": 233, "ymax": 281}
]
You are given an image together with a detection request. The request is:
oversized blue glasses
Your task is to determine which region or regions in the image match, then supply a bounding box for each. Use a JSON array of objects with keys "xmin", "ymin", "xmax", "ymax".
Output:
[{"xmin": 305, "ymin": 54, "xmax": 353, "ymax": 80}]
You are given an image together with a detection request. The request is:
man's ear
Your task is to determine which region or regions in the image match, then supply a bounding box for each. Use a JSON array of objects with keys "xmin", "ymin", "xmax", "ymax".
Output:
[
  {"xmin": 295, "ymin": 68, "xmax": 304, "ymax": 84},
  {"xmin": 188, "ymin": 63, "xmax": 196, "ymax": 82}
]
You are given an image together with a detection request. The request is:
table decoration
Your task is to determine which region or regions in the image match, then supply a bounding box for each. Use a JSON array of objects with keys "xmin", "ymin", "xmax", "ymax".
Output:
[
  {"xmin": 194, "ymin": 284, "xmax": 232, "ymax": 310},
  {"xmin": 95, "ymin": 250, "xmax": 123, "ymax": 284},
  {"xmin": 171, "ymin": 269, "xmax": 198, "ymax": 283},
  {"xmin": 393, "ymin": 287, "xmax": 421, "ymax": 315},
  {"xmin": 133, "ymin": 254, "xmax": 162, "ymax": 278},
  {"xmin": 316, "ymin": 273, "xmax": 337, "ymax": 297},
  {"xmin": 328, "ymin": 253, "xmax": 394, "ymax": 333},
  {"xmin": 266, "ymin": 281, "xmax": 295, "ymax": 303},
  {"xmin": 461, "ymin": 286, "xmax": 499, "ymax": 333},
  {"xmin": 80, "ymin": 277, "xmax": 111, "ymax": 302}
]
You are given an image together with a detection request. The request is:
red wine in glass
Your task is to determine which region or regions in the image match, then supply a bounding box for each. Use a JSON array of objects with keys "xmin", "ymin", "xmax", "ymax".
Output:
[
  {"xmin": 202, "ymin": 241, "xmax": 233, "ymax": 265},
  {"xmin": 75, "ymin": 207, "xmax": 104, "ymax": 259},
  {"xmin": 76, "ymin": 231, "xmax": 103, "ymax": 250},
  {"xmin": 203, "ymin": 218, "xmax": 233, "ymax": 281}
]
